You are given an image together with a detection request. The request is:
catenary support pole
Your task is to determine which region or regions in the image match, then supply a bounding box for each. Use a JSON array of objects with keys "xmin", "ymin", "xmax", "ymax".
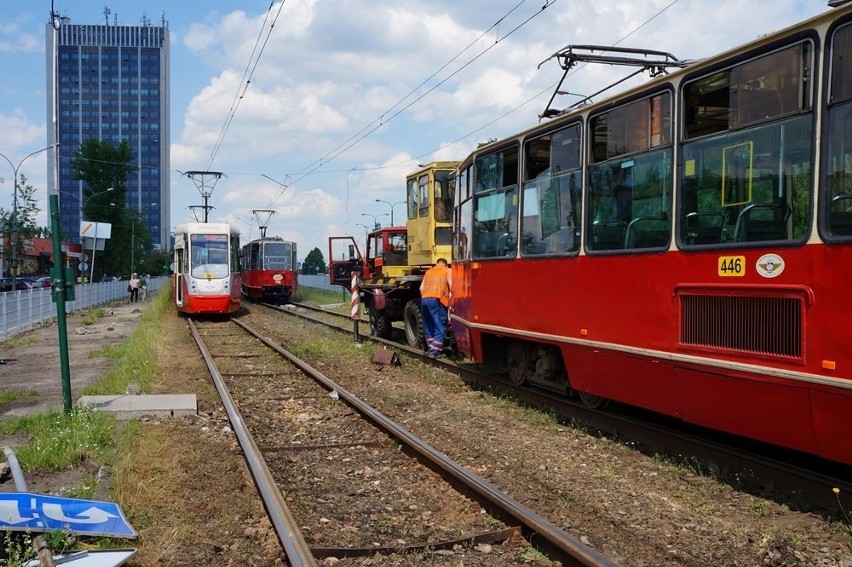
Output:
[{"xmin": 49, "ymin": 194, "xmax": 73, "ymax": 414}]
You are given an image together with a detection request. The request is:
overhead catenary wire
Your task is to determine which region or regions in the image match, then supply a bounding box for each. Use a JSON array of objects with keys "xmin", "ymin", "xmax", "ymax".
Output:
[
  {"xmin": 194, "ymin": 0, "xmax": 683, "ymax": 224},
  {"xmin": 288, "ymin": 0, "xmax": 684, "ymax": 183},
  {"xmin": 205, "ymin": 1, "xmax": 287, "ymax": 171},
  {"xmin": 268, "ymin": 0, "xmax": 559, "ymax": 206},
  {"xmin": 285, "ymin": 0, "xmax": 545, "ymax": 183},
  {"xmin": 246, "ymin": 0, "xmax": 692, "ymax": 248}
]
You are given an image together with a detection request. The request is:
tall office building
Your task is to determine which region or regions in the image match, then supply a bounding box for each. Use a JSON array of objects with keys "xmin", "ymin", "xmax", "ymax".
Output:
[{"xmin": 46, "ymin": 14, "xmax": 170, "ymax": 253}]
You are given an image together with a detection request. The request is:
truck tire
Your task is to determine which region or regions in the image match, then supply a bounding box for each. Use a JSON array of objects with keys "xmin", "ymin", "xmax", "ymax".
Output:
[
  {"xmin": 369, "ymin": 307, "xmax": 392, "ymax": 339},
  {"xmin": 403, "ymin": 300, "xmax": 424, "ymax": 348}
]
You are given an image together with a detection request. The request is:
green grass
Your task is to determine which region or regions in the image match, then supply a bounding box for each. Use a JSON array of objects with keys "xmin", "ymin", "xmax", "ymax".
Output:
[
  {"xmin": 294, "ymin": 286, "xmax": 348, "ymax": 305},
  {"xmin": 0, "ymin": 290, "xmax": 171, "ymax": 475},
  {"xmin": 82, "ymin": 308, "xmax": 106, "ymax": 326},
  {"xmin": 1, "ymin": 335, "xmax": 37, "ymax": 348},
  {"xmin": 87, "ymin": 344, "xmax": 124, "ymax": 359},
  {"xmin": 0, "ymin": 389, "xmax": 38, "ymax": 405},
  {"xmin": 80, "ymin": 291, "xmax": 170, "ymax": 396},
  {"xmin": 0, "ymin": 408, "xmax": 115, "ymax": 471}
]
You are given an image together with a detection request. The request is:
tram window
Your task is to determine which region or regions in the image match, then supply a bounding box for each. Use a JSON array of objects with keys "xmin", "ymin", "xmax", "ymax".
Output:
[
  {"xmin": 457, "ymin": 166, "xmax": 470, "ymax": 205},
  {"xmin": 679, "ymin": 115, "xmax": 812, "ymax": 246},
  {"xmin": 456, "ymin": 198, "xmax": 473, "ymax": 261},
  {"xmin": 264, "ymin": 242, "xmax": 292, "ymax": 270},
  {"xmin": 472, "ymin": 146, "xmax": 519, "ymax": 258},
  {"xmin": 475, "ymin": 147, "xmax": 518, "ymax": 192},
  {"xmin": 591, "ymin": 94, "xmax": 671, "ymax": 163},
  {"xmin": 824, "ymin": 24, "xmax": 852, "ymax": 239},
  {"xmin": 831, "ymin": 24, "xmax": 852, "ymax": 104},
  {"xmin": 587, "ymin": 149, "xmax": 672, "ymax": 252},
  {"xmin": 190, "ymin": 234, "xmax": 230, "ymax": 278},
  {"xmin": 684, "ymin": 43, "xmax": 811, "ymax": 140},
  {"xmin": 249, "ymin": 242, "xmax": 261, "ymax": 270},
  {"xmin": 521, "ymin": 124, "xmax": 582, "ymax": 255}
]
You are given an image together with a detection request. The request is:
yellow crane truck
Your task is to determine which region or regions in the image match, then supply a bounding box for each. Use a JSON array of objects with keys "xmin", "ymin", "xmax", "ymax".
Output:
[{"xmin": 329, "ymin": 161, "xmax": 457, "ymax": 347}]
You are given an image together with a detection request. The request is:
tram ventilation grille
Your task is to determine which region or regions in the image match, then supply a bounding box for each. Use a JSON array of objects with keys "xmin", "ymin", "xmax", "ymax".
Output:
[{"xmin": 680, "ymin": 295, "xmax": 802, "ymax": 359}]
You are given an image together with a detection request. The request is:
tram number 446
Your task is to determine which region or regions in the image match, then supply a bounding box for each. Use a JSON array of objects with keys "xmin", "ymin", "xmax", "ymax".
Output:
[{"xmin": 717, "ymin": 256, "xmax": 746, "ymax": 277}]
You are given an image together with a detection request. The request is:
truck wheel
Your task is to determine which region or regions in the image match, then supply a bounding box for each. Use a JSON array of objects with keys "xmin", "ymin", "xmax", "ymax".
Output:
[
  {"xmin": 369, "ymin": 308, "xmax": 392, "ymax": 339},
  {"xmin": 403, "ymin": 300, "xmax": 424, "ymax": 348}
]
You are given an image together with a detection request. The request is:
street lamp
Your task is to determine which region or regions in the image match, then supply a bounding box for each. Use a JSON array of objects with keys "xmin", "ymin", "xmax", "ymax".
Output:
[
  {"xmin": 375, "ymin": 199, "xmax": 405, "ymax": 226},
  {"xmin": 0, "ymin": 144, "xmax": 56, "ymax": 291},
  {"xmin": 361, "ymin": 212, "xmax": 388, "ymax": 230},
  {"xmin": 355, "ymin": 223, "xmax": 372, "ymax": 249}
]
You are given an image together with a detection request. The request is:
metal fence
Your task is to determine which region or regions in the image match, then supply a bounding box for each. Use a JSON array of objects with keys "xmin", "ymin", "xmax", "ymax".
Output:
[
  {"xmin": 0, "ymin": 274, "xmax": 340, "ymax": 339},
  {"xmin": 0, "ymin": 277, "xmax": 166, "ymax": 340},
  {"xmin": 298, "ymin": 273, "xmax": 336, "ymax": 292}
]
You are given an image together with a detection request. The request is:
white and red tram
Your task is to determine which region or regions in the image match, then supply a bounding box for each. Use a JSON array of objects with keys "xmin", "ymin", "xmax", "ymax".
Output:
[
  {"xmin": 450, "ymin": 4, "xmax": 852, "ymax": 465},
  {"xmin": 173, "ymin": 222, "xmax": 242, "ymax": 315}
]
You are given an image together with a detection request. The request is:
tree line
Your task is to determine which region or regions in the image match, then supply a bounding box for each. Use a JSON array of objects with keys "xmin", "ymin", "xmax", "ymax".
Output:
[{"xmin": 0, "ymin": 139, "xmax": 167, "ymax": 280}]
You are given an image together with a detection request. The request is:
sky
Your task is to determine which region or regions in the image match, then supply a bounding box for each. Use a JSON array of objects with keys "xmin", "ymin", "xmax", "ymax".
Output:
[{"xmin": 0, "ymin": 0, "xmax": 831, "ymax": 260}]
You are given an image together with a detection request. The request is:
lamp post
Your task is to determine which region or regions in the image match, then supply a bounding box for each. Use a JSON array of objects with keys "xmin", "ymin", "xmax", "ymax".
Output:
[
  {"xmin": 375, "ymin": 199, "xmax": 405, "ymax": 226},
  {"xmin": 356, "ymin": 223, "xmax": 372, "ymax": 250},
  {"xmin": 0, "ymin": 144, "xmax": 55, "ymax": 291},
  {"xmin": 361, "ymin": 212, "xmax": 388, "ymax": 230}
]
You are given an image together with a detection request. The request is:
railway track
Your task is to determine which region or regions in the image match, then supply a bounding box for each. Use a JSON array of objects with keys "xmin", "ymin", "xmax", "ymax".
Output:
[
  {"xmin": 266, "ymin": 301, "xmax": 852, "ymax": 515},
  {"xmin": 187, "ymin": 315, "xmax": 618, "ymax": 566}
]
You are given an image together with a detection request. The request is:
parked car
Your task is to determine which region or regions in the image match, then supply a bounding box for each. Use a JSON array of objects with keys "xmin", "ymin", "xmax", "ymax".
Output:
[
  {"xmin": 0, "ymin": 278, "xmax": 33, "ymax": 292},
  {"xmin": 33, "ymin": 276, "xmax": 52, "ymax": 288}
]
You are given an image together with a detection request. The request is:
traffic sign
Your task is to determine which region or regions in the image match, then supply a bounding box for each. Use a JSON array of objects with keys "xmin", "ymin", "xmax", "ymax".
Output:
[
  {"xmin": 0, "ymin": 493, "xmax": 137, "ymax": 538},
  {"xmin": 79, "ymin": 262, "xmax": 89, "ymax": 272}
]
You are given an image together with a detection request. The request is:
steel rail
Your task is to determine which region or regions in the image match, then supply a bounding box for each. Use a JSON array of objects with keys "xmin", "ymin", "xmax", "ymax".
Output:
[
  {"xmin": 265, "ymin": 302, "xmax": 852, "ymax": 514},
  {"xmin": 187, "ymin": 318, "xmax": 316, "ymax": 567},
  {"xmin": 231, "ymin": 317, "xmax": 619, "ymax": 567}
]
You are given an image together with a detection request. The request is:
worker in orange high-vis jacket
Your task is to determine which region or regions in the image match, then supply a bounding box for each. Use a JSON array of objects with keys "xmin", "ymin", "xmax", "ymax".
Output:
[{"xmin": 420, "ymin": 258, "xmax": 452, "ymax": 358}]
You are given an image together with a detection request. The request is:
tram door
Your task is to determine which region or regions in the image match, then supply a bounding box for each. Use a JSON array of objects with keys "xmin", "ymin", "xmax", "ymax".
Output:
[{"xmin": 174, "ymin": 248, "xmax": 185, "ymax": 304}]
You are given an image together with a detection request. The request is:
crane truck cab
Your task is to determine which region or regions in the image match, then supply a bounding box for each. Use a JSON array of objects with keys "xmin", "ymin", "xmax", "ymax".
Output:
[{"xmin": 328, "ymin": 161, "xmax": 458, "ymax": 347}]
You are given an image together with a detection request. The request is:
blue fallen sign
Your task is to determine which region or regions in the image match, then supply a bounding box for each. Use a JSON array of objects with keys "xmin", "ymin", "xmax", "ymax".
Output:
[{"xmin": 0, "ymin": 493, "xmax": 137, "ymax": 538}]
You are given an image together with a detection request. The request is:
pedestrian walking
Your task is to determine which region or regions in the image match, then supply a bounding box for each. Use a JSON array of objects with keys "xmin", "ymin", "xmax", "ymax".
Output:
[
  {"xmin": 129, "ymin": 273, "xmax": 141, "ymax": 303},
  {"xmin": 140, "ymin": 273, "xmax": 148, "ymax": 302},
  {"xmin": 419, "ymin": 258, "xmax": 452, "ymax": 357}
]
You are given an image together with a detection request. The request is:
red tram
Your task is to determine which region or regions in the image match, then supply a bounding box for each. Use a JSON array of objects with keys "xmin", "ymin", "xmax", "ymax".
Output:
[
  {"xmin": 173, "ymin": 222, "xmax": 242, "ymax": 315},
  {"xmin": 240, "ymin": 237, "xmax": 298, "ymax": 305},
  {"xmin": 450, "ymin": 4, "xmax": 852, "ymax": 465}
]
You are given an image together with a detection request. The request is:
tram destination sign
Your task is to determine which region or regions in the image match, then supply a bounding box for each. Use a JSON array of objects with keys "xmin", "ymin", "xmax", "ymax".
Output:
[{"xmin": 0, "ymin": 493, "xmax": 137, "ymax": 538}]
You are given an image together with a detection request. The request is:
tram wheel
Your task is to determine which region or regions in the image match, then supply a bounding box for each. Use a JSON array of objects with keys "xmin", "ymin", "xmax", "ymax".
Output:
[
  {"xmin": 506, "ymin": 341, "xmax": 529, "ymax": 385},
  {"xmin": 403, "ymin": 300, "xmax": 424, "ymax": 348},
  {"xmin": 578, "ymin": 391, "xmax": 610, "ymax": 410}
]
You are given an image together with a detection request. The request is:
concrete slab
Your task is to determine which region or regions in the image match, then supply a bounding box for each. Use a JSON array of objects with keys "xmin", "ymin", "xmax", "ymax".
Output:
[{"xmin": 78, "ymin": 394, "xmax": 197, "ymax": 420}]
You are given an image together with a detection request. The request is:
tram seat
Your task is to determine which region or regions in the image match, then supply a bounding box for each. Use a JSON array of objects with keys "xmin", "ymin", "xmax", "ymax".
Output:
[
  {"xmin": 733, "ymin": 203, "xmax": 792, "ymax": 242},
  {"xmin": 831, "ymin": 193, "xmax": 852, "ymax": 236},
  {"xmin": 591, "ymin": 221, "xmax": 626, "ymax": 250},
  {"xmin": 624, "ymin": 217, "xmax": 670, "ymax": 249},
  {"xmin": 685, "ymin": 211, "xmax": 726, "ymax": 245},
  {"xmin": 830, "ymin": 211, "xmax": 852, "ymax": 236},
  {"xmin": 475, "ymin": 231, "xmax": 513, "ymax": 257},
  {"xmin": 496, "ymin": 232, "xmax": 515, "ymax": 256}
]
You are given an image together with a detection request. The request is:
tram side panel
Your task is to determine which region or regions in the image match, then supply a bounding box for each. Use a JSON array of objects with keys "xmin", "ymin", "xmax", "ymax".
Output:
[{"xmin": 451, "ymin": 246, "xmax": 852, "ymax": 464}]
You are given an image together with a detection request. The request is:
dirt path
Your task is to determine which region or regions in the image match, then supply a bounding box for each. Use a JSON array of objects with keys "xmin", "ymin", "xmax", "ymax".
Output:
[{"xmin": 0, "ymin": 299, "xmax": 148, "ymax": 421}]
